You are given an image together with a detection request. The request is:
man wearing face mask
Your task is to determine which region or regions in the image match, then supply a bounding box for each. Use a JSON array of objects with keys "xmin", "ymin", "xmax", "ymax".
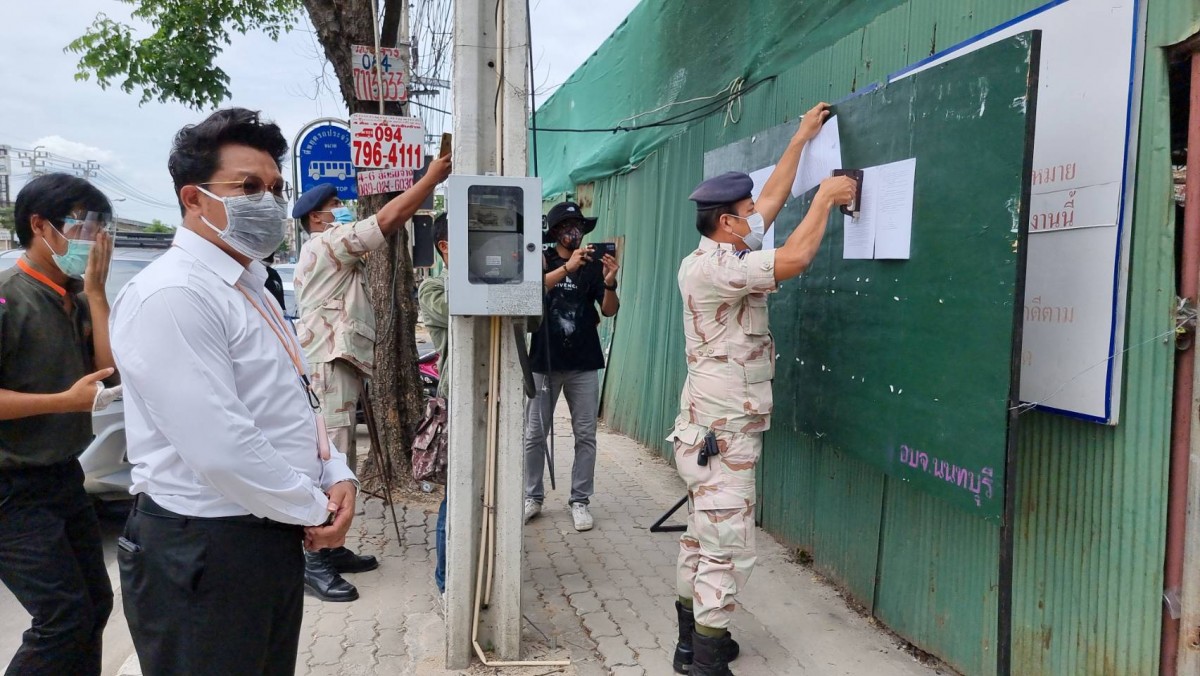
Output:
[
  {"xmin": 0, "ymin": 173, "xmax": 116, "ymax": 676},
  {"xmin": 667, "ymin": 103, "xmax": 856, "ymax": 676},
  {"xmin": 110, "ymin": 108, "xmax": 359, "ymax": 675},
  {"xmin": 523, "ymin": 201, "xmax": 619, "ymax": 532},
  {"xmin": 291, "ymin": 155, "xmax": 450, "ymax": 602}
]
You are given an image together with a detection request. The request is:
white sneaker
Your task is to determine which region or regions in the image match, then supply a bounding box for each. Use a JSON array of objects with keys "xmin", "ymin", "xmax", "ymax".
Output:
[
  {"xmin": 571, "ymin": 503, "xmax": 594, "ymax": 532},
  {"xmin": 523, "ymin": 498, "xmax": 542, "ymax": 524}
]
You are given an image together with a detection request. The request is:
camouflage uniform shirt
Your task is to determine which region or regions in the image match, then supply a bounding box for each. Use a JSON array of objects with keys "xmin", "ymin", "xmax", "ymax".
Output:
[
  {"xmin": 294, "ymin": 216, "xmax": 386, "ymax": 376},
  {"xmin": 675, "ymin": 236, "xmax": 778, "ymax": 435}
]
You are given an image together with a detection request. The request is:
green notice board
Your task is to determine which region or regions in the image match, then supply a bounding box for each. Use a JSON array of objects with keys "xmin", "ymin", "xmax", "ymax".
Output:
[{"xmin": 703, "ymin": 34, "xmax": 1039, "ymax": 520}]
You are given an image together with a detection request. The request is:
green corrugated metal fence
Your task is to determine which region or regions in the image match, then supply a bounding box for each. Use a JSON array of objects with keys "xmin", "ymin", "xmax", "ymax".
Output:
[{"xmin": 543, "ymin": 1, "xmax": 1199, "ymax": 672}]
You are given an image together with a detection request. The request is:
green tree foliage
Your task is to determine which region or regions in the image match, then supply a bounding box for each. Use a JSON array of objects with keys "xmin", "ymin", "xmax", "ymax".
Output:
[
  {"xmin": 67, "ymin": 0, "xmax": 304, "ymax": 110},
  {"xmin": 145, "ymin": 218, "xmax": 174, "ymax": 233}
]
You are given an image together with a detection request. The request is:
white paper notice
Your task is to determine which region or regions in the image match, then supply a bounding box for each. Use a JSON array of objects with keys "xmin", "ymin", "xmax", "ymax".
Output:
[
  {"xmin": 792, "ymin": 116, "xmax": 842, "ymax": 197},
  {"xmin": 841, "ymin": 158, "xmax": 917, "ymax": 260},
  {"xmin": 869, "ymin": 158, "xmax": 917, "ymax": 259},
  {"xmin": 842, "ymin": 213, "xmax": 875, "ymax": 259},
  {"xmin": 749, "ymin": 165, "xmax": 777, "ymax": 250}
]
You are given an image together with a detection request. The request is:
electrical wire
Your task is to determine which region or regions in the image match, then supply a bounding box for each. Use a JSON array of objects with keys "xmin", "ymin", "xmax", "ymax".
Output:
[{"xmin": 529, "ymin": 77, "xmax": 770, "ymax": 134}]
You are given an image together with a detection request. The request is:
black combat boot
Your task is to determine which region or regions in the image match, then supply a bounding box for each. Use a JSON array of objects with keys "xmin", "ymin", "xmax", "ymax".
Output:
[
  {"xmin": 691, "ymin": 630, "xmax": 737, "ymax": 676},
  {"xmin": 303, "ymin": 550, "xmax": 359, "ymax": 602},
  {"xmin": 674, "ymin": 603, "xmax": 739, "ymax": 673},
  {"xmin": 673, "ymin": 601, "xmax": 695, "ymax": 673}
]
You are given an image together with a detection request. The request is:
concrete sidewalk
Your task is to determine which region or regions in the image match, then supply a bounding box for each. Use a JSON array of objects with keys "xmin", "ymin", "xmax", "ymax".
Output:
[{"xmin": 115, "ymin": 411, "xmax": 949, "ymax": 675}]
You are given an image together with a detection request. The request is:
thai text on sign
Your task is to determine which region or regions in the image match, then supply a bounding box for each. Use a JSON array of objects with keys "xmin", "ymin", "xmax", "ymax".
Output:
[
  {"xmin": 349, "ymin": 114, "xmax": 425, "ymax": 170},
  {"xmin": 352, "ymin": 45, "xmax": 407, "ymax": 102},
  {"xmin": 357, "ymin": 168, "xmax": 415, "ymax": 197}
]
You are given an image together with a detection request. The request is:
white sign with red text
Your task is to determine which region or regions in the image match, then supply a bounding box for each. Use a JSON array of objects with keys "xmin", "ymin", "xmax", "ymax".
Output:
[
  {"xmin": 352, "ymin": 45, "xmax": 407, "ymax": 102},
  {"xmin": 357, "ymin": 168, "xmax": 415, "ymax": 196},
  {"xmin": 349, "ymin": 114, "xmax": 425, "ymax": 170}
]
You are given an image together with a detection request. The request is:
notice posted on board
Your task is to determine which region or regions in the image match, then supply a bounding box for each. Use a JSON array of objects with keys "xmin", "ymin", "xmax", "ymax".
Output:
[{"xmin": 842, "ymin": 157, "xmax": 916, "ymax": 260}]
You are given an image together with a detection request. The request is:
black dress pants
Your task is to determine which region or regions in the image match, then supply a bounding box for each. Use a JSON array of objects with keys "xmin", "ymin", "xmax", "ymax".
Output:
[
  {"xmin": 120, "ymin": 495, "xmax": 306, "ymax": 676},
  {"xmin": 0, "ymin": 460, "xmax": 114, "ymax": 676}
]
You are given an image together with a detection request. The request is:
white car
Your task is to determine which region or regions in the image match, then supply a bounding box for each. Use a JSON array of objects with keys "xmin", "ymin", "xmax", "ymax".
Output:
[{"xmin": 0, "ymin": 233, "xmax": 173, "ymax": 500}]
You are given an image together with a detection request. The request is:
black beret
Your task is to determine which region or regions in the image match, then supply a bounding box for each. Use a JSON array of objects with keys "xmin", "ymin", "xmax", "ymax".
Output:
[
  {"xmin": 291, "ymin": 183, "xmax": 339, "ymax": 219},
  {"xmin": 688, "ymin": 171, "xmax": 753, "ymax": 209}
]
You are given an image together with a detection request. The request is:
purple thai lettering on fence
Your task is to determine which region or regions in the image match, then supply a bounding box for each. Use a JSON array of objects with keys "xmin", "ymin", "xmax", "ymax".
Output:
[{"xmin": 896, "ymin": 446, "xmax": 996, "ymax": 509}]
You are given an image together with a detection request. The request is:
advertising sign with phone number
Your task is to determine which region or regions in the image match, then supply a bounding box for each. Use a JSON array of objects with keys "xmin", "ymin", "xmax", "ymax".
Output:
[
  {"xmin": 349, "ymin": 114, "xmax": 425, "ymax": 171},
  {"xmin": 351, "ymin": 45, "xmax": 407, "ymax": 102}
]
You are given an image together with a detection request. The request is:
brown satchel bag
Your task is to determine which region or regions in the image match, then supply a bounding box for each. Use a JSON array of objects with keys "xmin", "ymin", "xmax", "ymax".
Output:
[{"xmin": 412, "ymin": 396, "xmax": 448, "ymax": 484}]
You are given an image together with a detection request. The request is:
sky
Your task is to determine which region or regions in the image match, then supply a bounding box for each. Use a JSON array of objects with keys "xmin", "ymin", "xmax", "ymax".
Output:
[{"xmin": 0, "ymin": 0, "xmax": 640, "ymax": 224}]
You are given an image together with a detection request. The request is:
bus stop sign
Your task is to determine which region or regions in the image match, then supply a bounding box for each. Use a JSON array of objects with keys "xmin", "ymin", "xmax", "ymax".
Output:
[{"xmin": 296, "ymin": 121, "xmax": 358, "ymax": 201}]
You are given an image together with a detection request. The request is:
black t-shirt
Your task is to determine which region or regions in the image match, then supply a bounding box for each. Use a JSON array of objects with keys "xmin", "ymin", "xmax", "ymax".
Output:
[{"xmin": 529, "ymin": 249, "xmax": 606, "ymax": 373}]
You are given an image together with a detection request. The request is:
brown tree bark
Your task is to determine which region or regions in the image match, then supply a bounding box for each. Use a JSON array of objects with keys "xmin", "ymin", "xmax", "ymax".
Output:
[{"xmin": 302, "ymin": 0, "xmax": 422, "ymax": 489}]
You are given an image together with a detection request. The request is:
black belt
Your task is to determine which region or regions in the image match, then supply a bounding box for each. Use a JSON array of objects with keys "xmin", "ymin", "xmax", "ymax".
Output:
[{"xmin": 134, "ymin": 494, "xmax": 303, "ymax": 532}]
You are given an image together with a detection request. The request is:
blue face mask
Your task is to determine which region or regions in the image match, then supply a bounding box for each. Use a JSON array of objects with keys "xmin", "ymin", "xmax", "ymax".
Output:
[
  {"xmin": 43, "ymin": 221, "xmax": 93, "ymax": 279},
  {"xmin": 331, "ymin": 207, "xmax": 354, "ymax": 224}
]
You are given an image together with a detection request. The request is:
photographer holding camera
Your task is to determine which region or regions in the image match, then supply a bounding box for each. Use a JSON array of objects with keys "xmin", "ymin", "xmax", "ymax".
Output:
[{"xmin": 523, "ymin": 201, "xmax": 619, "ymax": 532}]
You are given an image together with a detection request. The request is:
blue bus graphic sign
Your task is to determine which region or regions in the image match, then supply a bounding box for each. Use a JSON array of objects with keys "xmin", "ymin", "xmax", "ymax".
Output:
[{"xmin": 296, "ymin": 121, "xmax": 357, "ymax": 200}]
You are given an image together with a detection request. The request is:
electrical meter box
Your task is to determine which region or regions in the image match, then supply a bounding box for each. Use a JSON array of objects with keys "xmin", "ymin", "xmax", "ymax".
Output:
[{"xmin": 446, "ymin": 175, "xmax": 543, "ymax": 316}]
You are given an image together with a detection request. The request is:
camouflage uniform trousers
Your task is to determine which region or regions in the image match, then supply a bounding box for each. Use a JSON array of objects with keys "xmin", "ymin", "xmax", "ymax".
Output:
[
  {"xmin": 672, "ymin": 424, "xmax": 760, "ymax": 630},
  {"xmin": 310, "ymin": 359, "xmax": 361, "ymax": 473}
]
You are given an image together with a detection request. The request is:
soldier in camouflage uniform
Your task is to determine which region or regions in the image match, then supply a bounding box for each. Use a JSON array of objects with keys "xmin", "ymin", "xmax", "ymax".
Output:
[
  {"xmin": 669, "ymin": 102, "xmax": 856, "ymax": 675},
  {"xmin": 291, "ymin": 153, "xmax": 451, "ymax": 601}
]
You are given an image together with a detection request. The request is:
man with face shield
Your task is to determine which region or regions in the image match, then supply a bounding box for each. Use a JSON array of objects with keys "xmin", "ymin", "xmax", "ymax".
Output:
[
  {"xmin": 110, "ymin": 108, "xmax": 359, "ymax": 675},
  {"xmin": 290, "ymin": 153, "xmax": 450, "ymax": 602},
  {"xmin": 667, "ymin": 102, "xmax": 857, "ymax": 675},
  {"xmin": 0, "ymin": 173, "xmax": 116, "ymax": 675},
  {"xmin": 523, "ymin": 201, "xmax": 620, "ymax": 532}
]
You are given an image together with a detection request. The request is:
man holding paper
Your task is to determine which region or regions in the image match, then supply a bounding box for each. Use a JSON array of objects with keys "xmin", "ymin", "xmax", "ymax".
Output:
[{"xmin": 666, "ymin": 103, "xmax": 856, "ymax": 676}]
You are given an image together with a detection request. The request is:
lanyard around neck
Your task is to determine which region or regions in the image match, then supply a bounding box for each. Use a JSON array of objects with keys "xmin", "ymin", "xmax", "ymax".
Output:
[
  {"xmin": 17, "ymin": 258, "xmax": 67, "ymax": 297},
  {"xmin": 235, "ymin": 283, "xmax": 320, "ymax": 410}
]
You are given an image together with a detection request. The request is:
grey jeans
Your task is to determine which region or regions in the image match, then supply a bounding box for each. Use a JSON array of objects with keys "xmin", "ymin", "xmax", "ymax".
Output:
[{"xmin": 523, "ymin": 370, "xmax": 599, "ymax": 505}]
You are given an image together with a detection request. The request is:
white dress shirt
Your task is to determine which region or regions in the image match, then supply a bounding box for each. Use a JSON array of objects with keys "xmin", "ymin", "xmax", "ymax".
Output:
[{"xmin": 111, "ymin": 227, "xmax": 356, "ymax": 525}]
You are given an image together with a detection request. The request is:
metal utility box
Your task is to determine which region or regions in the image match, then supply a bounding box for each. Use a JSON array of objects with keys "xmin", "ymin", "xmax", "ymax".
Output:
[{"xmin": 446, "ymin": 175, "xmax": 543, "ymax": 316}]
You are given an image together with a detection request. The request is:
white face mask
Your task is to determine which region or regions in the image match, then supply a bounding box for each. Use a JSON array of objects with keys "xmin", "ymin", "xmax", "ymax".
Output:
[
  {"xmin": 728, "ymin": 212, "xmax": 766, "ymax": 251},
  {"xmin": 196, "ymin": 186, "xmax": 288, "ymax": 260}
]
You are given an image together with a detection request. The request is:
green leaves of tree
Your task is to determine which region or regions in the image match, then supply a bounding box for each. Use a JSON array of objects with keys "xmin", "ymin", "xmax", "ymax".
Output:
[{"xmin": 66, "ymin": 0, "xmax": 305, "ymax": 110}]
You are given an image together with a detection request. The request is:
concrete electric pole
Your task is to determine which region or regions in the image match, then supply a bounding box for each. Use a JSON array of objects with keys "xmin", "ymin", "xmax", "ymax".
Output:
[{"xmin": 445, "ymin": 0, "xmax": 558, "ymax": 669}]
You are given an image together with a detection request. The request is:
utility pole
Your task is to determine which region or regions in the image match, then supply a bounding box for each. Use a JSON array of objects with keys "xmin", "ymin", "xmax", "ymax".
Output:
[
  {"xmin": 20, "ymin": 146, "xmax": 47, "ymax": 177},
  {"xmin": 73, "ymin": 160, "xmax": 100, "ymax": 179},
  {"xmin": 0, "ymin": 146, "xmax": 10, "ymax": 207},
  {"xmin": 445, "ymin": 0, "xmax": 531, "ymax": 667}
]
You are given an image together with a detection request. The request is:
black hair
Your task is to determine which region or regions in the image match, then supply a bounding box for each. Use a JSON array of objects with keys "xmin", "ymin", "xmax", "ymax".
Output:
[
  {"xmin": 168, "ymin": 107, "xmax": 288, "ymax": 215},
  {"xmin": 433, "ymin": 212, "xmax": 448, "ymax": 246},
  {"xmin": 13, "ymin": 173, "xmax": 112, "ymax": 248},
  {"xmin": 695, "ymin": 204, "xmax": 735, "ymax": 237},
  {"xmin": 300, "ymin": 213, "xmax": 313, "ymax": 234}
]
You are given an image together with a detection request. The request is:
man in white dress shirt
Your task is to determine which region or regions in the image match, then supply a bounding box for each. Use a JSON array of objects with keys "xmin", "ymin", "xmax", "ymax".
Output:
[{"xmin": 109, "ymin": 108, "xmax": 358, "ymax": 676}]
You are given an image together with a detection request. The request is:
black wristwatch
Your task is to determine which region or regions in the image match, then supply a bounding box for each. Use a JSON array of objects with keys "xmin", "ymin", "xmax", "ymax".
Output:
[{"xmin": 604, "ymin": 282, "xmax": 618, "ymax": 291}]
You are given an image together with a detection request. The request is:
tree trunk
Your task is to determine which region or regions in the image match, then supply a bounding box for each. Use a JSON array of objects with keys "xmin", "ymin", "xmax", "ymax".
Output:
[{"xmin": 303, "ymin": 0, "xmax": 421, "ymax": 489}]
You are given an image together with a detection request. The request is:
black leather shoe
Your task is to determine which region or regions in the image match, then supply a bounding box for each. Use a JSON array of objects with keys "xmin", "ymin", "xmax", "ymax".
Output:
[
  {"xmin": 324, "ymin": 546, "xmax": 379, "ymax": 574},
  {"xmin": 304, "ymin": 551, "xmax": 359, "ymax": 602},
  {"xmin": 674, "ymin": 603, "xmax": 739, "ymax": 673}
]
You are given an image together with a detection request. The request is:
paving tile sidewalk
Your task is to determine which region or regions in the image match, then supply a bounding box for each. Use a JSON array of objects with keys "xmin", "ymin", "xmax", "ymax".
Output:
[{"xmin": 117, "ymin": 409, "xmax": 948, "ymax": 675}]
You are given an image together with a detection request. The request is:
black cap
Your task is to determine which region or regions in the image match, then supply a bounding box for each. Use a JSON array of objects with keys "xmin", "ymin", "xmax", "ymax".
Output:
[
  {"xmin": 688, "ymin": 171, "xmax": 753, "ymax": 210},
  {"xmin": 544, "ymin": 201, "xmax": 597, "ymax": 243},
  {"xmin": 291, "ymin": 183, "xmax": 338, "ymax": 219}
]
